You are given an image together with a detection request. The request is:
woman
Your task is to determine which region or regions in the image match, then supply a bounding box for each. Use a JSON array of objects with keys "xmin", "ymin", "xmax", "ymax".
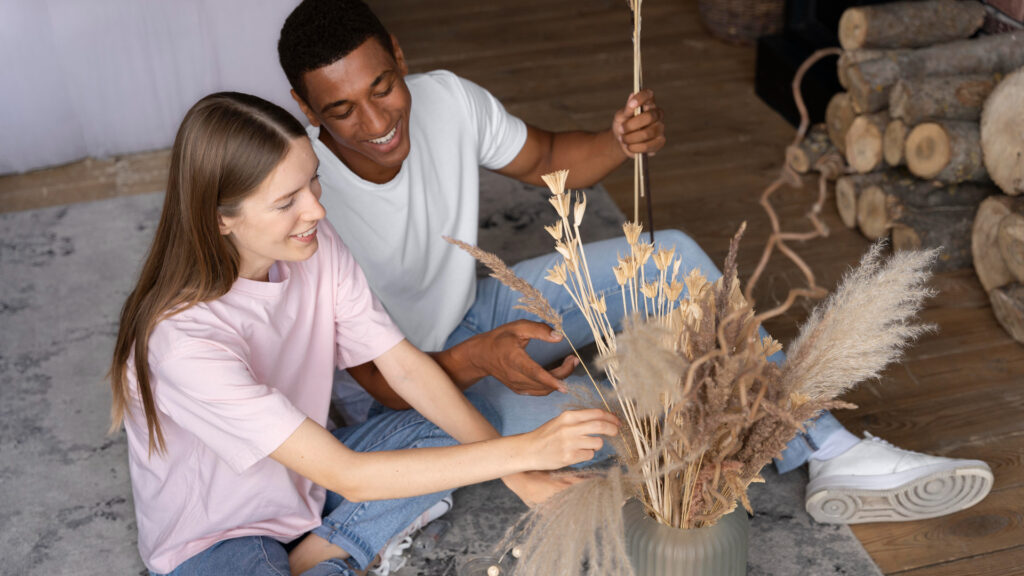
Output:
[{"xmin": 109, "ymin": 92, "xmax": 618, "ymax": 576}]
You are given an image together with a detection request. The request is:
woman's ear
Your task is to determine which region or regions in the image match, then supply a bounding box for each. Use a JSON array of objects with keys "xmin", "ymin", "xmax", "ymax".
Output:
[{"xmin": 217, "ymin": 211, "xmax": 233, "ymax": 236}]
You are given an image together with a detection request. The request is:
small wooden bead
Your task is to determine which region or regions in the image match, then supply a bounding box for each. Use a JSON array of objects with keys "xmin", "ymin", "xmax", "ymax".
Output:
[
  {"xmin": 511, "ymin": 546, "xmax": 522, "ymax": 559},
  {"xmin": 487, "ymin": 565, "xmax": 501, "ymax": 576}
]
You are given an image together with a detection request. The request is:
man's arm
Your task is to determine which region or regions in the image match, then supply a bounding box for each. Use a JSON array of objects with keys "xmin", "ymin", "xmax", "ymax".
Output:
[
  {"xmin": 348, "ymin": 319, "xmax": 577, "ymax": 409},
  {"xmin": 350, "ymin": 92, "xmax": 665, "ymax": 405},
  {"xmin": 496, "ymin": 89, "xmax": 664, "ymax": 188}
]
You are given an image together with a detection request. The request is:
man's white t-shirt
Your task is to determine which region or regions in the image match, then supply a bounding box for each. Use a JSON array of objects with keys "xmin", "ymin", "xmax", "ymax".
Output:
[
  {"xmin": 311, "ymin": 71, "xmax": 526, "ymax": 342},
  {"xmin": 309, "ymin": 70, "xmax": 527, "ymax": 423}
]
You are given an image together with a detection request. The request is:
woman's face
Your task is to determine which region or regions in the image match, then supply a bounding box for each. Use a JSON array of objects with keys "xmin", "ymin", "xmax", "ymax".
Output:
[{"xmin": 218, "ymin": 137, "xmax": 325, "ymax": 281}]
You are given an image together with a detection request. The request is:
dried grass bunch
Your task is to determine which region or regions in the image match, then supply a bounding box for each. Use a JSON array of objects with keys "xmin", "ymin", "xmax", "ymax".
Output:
[{"xmin": 447, "ymin": 169, "xmax": 937, "ymax": 575}]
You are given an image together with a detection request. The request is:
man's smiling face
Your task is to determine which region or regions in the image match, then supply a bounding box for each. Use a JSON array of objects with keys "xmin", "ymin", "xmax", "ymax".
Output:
[{"xmin": 295, "ymin": 37, "xmax": 412, "ymax": 184}]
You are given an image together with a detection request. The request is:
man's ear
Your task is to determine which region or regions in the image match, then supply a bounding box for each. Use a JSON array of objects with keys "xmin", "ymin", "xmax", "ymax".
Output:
[
  {"xmin": 291, "ymin": 89, "xmax": 319, "ymax": 127},
  {"xmin": 390, "ymin": 35, "xmax": 408, "ymax": 76}
]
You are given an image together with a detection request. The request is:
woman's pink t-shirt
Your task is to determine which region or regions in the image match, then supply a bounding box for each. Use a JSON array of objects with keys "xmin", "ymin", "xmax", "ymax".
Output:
[{"xmin": 123, "ymin": 222, "xmax": 405, "ymax": 573}]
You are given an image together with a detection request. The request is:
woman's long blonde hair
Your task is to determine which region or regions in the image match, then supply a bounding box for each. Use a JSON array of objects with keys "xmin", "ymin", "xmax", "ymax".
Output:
[{"xmin": 109, "ymin": 92, "xmax": 306, "ymax": 454}]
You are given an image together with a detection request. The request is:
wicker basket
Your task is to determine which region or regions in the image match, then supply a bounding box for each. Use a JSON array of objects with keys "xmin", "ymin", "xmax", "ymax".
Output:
[{"xmin": 698, "ymin": 0, "xmax": 786, "ymax": 45}]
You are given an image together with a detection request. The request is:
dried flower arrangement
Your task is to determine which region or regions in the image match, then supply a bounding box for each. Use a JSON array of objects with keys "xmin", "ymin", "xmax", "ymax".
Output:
[
  {"xmin": 444, "ymin": 46, "xmax": 935, "ymax": 574},
  {"xmin": 447, "ymin": 181, "xmax": 936, "ymax": 575}
]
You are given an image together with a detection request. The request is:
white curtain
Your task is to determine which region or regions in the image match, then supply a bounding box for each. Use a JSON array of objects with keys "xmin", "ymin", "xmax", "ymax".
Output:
[{"xmin": 0, "ymin": 0, "xmax": 304, "ymax": 175}]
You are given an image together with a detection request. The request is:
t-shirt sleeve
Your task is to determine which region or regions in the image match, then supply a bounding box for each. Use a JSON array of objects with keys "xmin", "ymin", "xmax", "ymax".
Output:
[
  {"xmin": 151, "ymin": 339, "xmax": 308, "ymax": 474},
  {"xmin": 453, "ymin": 73, "xmax": 528, "ymax": 170},
  {"xmin": 329, "ymin": 225, "xmax": 406, "ymax": 369}
]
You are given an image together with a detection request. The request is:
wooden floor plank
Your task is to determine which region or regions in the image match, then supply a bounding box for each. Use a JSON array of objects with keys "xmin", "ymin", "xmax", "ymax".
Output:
[
  {"xmin": 894, "ymin": 545, "xmax": 1024, "ymax": 576},
  {"xmin": 838, "ymin": 379, "xmax": 1024, "ymax": 456},
  {"xmin": 843, "ymin": 342, "xmax": 1024, "ymax": 408},
  {"xmin": 850, "ymin": 488, "xmax": 1024, "ymax": 573}
]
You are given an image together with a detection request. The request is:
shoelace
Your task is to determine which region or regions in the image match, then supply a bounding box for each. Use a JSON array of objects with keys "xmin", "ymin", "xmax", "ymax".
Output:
[{"xmin": 370, "ymin": 535, "xmax": 413, "ymax": 576}]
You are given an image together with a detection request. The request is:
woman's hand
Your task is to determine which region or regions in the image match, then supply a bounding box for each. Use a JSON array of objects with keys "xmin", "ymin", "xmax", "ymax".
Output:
[
  {"xmin": 524, "ymin": 409, "xmax": 620, "ymax": 470},
  {"xmin": 502, "ymin": 470, "xmax": 584, "ymax": 507}
]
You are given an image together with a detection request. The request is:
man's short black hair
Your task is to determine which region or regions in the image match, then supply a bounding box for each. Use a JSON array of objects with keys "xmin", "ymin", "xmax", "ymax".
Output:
[{"xmin": 278, "ymin": 0, "xmax": 395, "ymax": 104}]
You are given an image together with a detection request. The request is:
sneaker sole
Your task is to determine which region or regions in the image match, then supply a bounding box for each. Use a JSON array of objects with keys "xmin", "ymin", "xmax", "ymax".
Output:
[{"xmin": 805, "ymin": 465, "xmax": 993, "ymax": 524}]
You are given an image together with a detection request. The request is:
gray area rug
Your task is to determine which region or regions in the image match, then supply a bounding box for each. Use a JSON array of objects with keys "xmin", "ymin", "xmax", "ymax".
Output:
[{"xmin": 0, "ymin": 170, "xmax": 881, "ymax": 575}]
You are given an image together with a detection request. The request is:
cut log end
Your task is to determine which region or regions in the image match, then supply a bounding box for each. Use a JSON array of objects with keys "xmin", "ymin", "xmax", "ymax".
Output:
[
  {"xmin": 836, "ymin": 177, "xmax": 859, "ymax": 229},
  {"xmin": 857, "ymin": 185, "xmax": 890, "ymax": 240},
  {"xmin": 906, "ymin": 123, "xmax": 950, "ymax": 179},
  {"xmin": 998, "ymin": 213, "xmax": 1024, "ymax": 284},
  {"xmin": 786, "ymin": 147, "xmax": 809, "ymax": 174},
  {"xmin": 838, "ymin": 9, "xmax": 868, "ymax": 51},
  {"xmin": 846, "ymin": 113, "xmax": 889, "ymax": 173},
  {"xmin": 981, "ymin": 68, "xmax": 1024, "ymax": 196},
  {"xmin": 884, "ymin": 120, "xmax": 908, "ymax": 166},
  {"xmin": 972, "ymin": 196, "xmax": 1024, "ymax": 292},
  {"xmin": 891, "ymin": 225, "xmax": 920, "ymax": 250},
  {"xmin": 826, "ymin": 93, "xmax": 856, "ymax": 155},
  {"xmin": 989, "ymin": 283, "xmax": 1024, "ymax": 345},
  {"xmin": 787, "ymin": 124, "xmax": 832, "ymax": 174}
]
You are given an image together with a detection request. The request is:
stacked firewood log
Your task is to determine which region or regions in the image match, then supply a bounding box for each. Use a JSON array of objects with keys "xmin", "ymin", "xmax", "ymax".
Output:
[
  {"xmin": 791, "ymin": 0, "xmax": 1024, "ymax": 344},
  {"xmin": 973, "ymin": 66, "xmax": 1024, "ymax": 344}
]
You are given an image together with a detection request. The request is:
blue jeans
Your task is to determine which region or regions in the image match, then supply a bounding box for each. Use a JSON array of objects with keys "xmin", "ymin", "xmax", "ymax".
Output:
[
  {"xmin": 445, "ymin": 229, "xmax": 834, "ymax": 473},
  {"xmin": 152, "ymin": 403, "xmax": 492, "ymax": 576}
]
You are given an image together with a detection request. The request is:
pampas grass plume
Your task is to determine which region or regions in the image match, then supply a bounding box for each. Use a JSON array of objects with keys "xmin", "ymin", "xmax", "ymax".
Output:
[
  {"xmin": 782, "ymin": 242, "xmax": 937, "ymax": 401},
  {"xmin": 499, "ymin": 469, "xmax": 634, "ymax": 576}
]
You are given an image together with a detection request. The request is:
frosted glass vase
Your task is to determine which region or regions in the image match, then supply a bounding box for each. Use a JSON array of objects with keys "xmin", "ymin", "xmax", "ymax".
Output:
[{"xmin": 623, "ymin": 499, "xmax": 749, "ymax": 575}]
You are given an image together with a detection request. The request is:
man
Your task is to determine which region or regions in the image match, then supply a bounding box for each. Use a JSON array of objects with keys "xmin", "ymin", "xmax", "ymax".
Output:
[{"xmin": 277, "ymin": 0, "xmax": 992, "ymax": 571}]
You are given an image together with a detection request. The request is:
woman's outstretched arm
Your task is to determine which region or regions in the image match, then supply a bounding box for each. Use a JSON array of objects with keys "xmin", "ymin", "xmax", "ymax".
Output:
[
  {"xmin": 371, "ymin": 339, "xmax": 620, "ymax": 504},
  {"xmin": 272, "ymin": 339, "xmax": 618, "ymax": 503},
  {"xmin": 269, "ymin": 406, "xmax": 617, "ymax": 503}
]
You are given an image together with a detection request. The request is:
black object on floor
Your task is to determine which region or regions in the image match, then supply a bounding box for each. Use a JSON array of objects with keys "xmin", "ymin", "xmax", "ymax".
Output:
[{"xmin": 755, "ymin": 0, "xmax": 895, "ymax": 126}]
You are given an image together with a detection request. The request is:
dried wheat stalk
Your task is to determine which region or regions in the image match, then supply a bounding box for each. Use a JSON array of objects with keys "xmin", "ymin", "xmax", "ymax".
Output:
[{"xmin": 628, "ymin": 0, "xmax": 646, "ymax": 224}]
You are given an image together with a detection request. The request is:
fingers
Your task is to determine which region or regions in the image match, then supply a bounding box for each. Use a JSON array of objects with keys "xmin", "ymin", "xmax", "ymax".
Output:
[
  {"xmin": 619, "ymin": 110, "xmax": 665, "ymax": 154},
  {"xmin": 548, "ymin": 355, "xmax": 578, "ymax": 381},
  {"xmin": 531, "ymin": 409, "xmax": 620, "ymax": 469},
  {"xmin": 513, "ymin": 354, "xmax": 567, "ymax": 394},
  {"xmin": 581, "ymin": 435, "xmax": 605, "ymax": 451},
  {"xmin": 556, "ymin": 409, "xmax": 622, "ymax": 433},
  {"xmin": 569, "ymin": 450, "xmax": 597, "ymax": 467},
  {"xmin": 529, "ymin": 367, "xmax": 568, "ymax": 395},
  {"xmin": 620, "ymin": 108, "xmax": 664, "ymax": 140},
  {"xmin": 507, "ymin": 319, "xmax": 563, "ymax": 343},
  {"xmin": 580, "ymin": 418, "xmax": 621, "ymax": 439},
  {"xmin": 615, "ymin": 89, "xmax": 666, "ymax": 156},
  {"xmin": 514, "ymin": 376, "xmax": 563, "ymax": 396}
]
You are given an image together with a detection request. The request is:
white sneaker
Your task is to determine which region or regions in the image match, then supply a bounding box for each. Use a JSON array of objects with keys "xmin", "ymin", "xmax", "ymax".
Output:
[
  {"xmin": 370, "ymin": 495, "xmax": 454, "ymax": 575},
  {"xmin": 805, "ymin": 433, "xmax": 993, "ymax": 524}
]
